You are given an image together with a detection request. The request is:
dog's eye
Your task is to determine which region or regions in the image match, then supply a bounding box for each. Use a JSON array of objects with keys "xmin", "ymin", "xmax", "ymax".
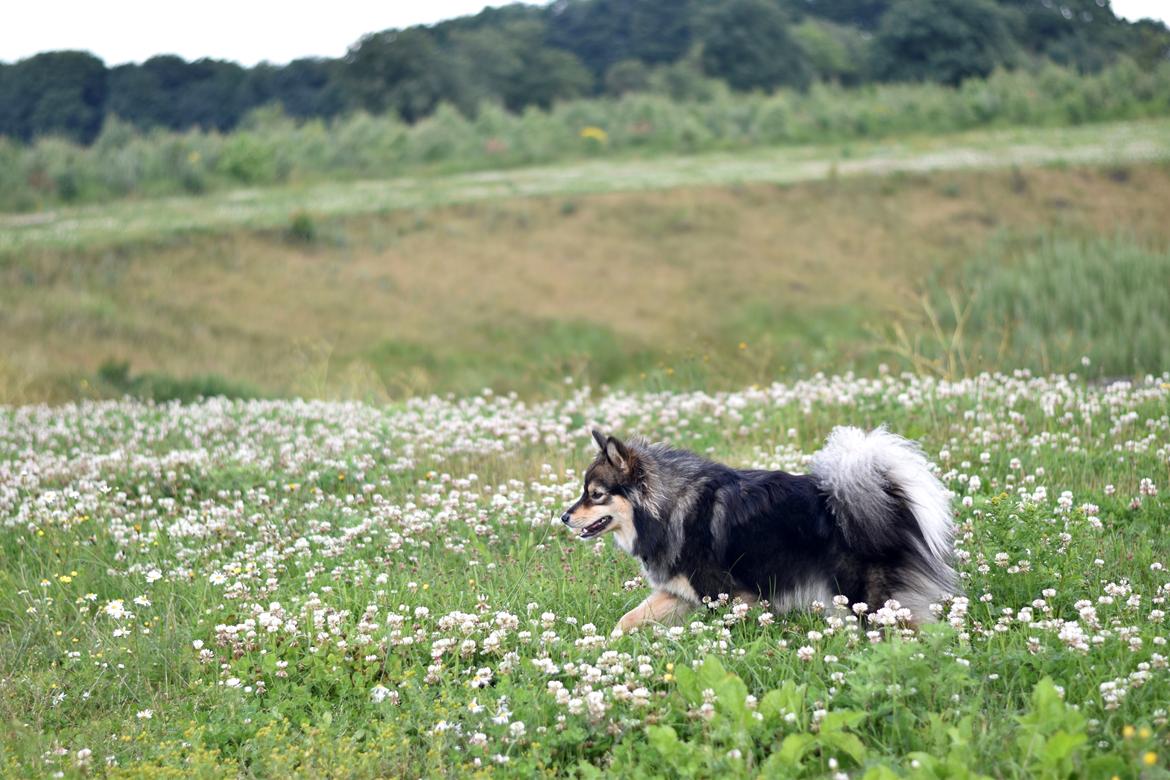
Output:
[{"xmin": 590, "ymin": 490, "xmax": 605, "ymax": 501}]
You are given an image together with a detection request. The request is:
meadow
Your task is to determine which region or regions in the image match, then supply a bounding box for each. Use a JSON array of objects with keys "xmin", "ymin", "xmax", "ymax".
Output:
[
  {"xmin": 2, "ymin": 372, "xmax": 1169, "ymax": 777},
  {"xmin": 4, "ymin": 56, "xmax": 1170, "ymax": 778}
]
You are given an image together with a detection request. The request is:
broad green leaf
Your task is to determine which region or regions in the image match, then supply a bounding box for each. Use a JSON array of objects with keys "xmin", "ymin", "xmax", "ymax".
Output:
[
  {"xmin": 674, "ymin": 664, "xmax": 701, "ymax": 705},
  {"xmin": 821, "ymin": 709, "xmax": 866, "ymax": 734},
  {"xmin": 775, "ymin": 732, "xmax": 814, "ymax": 767},
  {"xmin": 760, "ymin": 681, "xmax": 807, "ymax": 728},
  {"xmin": 906, "ymin": 752, "xmax": 942, "ymax": 778},
  {"xmin": 715, "ymin": 673, "xmax": 750, "ymax": 725},
  {"xmin": 575, "ymin": 760, "xmax": 604, "ymax": 780},
  {"xmin": 647, "ymin": 724, "xmax": 680, "ymax": 752},
  {"xmin": 823, "ymin": 731, "xmax": 868, "ymax": 764},
  {"xmin": 1041, "ymin": 730, "xmax": 1087, "ymax": 765},
  {"xmin": 1084, "ymin": 754, "xmax": 1127, "ymax": 778},
  {"xmin": 697, "ymin": 655, "xmax": 729, "ymax": 690},
  {"xmin": 1019, "ymin": 677, "xmax": 1064, "ymax": 729}
]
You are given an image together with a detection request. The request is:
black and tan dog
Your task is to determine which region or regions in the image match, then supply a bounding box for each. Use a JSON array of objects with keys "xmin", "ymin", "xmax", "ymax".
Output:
[{"xmin": 561, "ymin": 428, "xmax": 957, "ymax": 633}]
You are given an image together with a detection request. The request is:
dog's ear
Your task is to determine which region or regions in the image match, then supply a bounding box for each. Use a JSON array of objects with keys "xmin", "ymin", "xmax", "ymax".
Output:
[
  {"xmin": 605, "ymin": 435, "xmax": 633, "ymax": 475},
  {"xmin": 591, "ymin": 429, "xmax": 608, "ymax": 453}
]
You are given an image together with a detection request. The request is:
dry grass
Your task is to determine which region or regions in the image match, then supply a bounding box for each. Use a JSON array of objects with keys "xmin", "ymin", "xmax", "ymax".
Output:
[{"xmin": 3, "ymin": 163, "xmax": 1170, "ymax": 402}]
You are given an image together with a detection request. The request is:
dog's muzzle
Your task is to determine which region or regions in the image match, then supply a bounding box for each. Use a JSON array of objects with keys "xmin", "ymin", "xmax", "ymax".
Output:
[{"xmin": 576, "ymin": 515, "xmax": 613, "ymax": 538}]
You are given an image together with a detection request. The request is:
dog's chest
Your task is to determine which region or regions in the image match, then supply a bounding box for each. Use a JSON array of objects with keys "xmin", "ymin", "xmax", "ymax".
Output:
[
  {"xmin": 612, "ymin": 521, "xmax": 637, "ymax": 555},
  {"xmin": 637, "ymin": 558, "xmax": 677, "ymax": 591}
]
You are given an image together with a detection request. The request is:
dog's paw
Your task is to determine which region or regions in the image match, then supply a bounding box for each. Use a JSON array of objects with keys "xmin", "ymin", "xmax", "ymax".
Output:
[{"xmin": 616, "ymin": 611, "xmax": 644, "ymax": 633}]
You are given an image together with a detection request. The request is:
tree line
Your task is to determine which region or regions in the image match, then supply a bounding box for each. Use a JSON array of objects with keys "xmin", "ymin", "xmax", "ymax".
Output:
[{"xmin": 1, "ymin": 0, "xmax": 1167, "ymax": 144}]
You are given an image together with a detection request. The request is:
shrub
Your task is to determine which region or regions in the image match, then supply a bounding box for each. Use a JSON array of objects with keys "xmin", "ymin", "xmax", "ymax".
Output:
[
  {"xmin": 286, "ymin": 210, "xmax": 317, "ymax": 243},
  {"xmin": 96, "ymin": 359, "xmax": 261, "ymax": 403}
]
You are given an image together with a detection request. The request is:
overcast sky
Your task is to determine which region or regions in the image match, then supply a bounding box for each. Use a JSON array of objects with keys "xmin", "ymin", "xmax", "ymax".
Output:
[{"xmin": 1, "ymin": 0, "xmax": 1166, "ymax": 66}]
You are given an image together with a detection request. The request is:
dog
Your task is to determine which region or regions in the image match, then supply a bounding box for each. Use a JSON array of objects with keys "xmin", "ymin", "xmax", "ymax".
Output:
[{"xmin": 560, "ymin": 428, "xmax": 957, "ymax": 633}]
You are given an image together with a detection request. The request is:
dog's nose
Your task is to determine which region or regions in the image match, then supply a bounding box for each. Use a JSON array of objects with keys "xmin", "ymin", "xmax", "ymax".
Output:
[{"xmin": 560, "ymin": 512, "xmax": 572, "ymax": 525}]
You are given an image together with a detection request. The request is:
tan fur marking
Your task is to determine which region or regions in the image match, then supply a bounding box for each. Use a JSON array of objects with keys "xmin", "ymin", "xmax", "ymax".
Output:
[
  {"xmin": 734, "ymin": 589, "xmax": 760, "ymax": 605},
  {"xmin": 660, "ymin": 574, "xmax": 701, "ymax": 605},
  {"xmin": 616, "ymin": 590, "xmax": 692, "ymax": 633}
]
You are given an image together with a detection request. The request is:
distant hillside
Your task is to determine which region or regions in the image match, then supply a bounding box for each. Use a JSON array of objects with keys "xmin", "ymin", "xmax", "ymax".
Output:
[{"xmin": 1, "ymin": 0, "xmax": 1168, "ymax": 144}]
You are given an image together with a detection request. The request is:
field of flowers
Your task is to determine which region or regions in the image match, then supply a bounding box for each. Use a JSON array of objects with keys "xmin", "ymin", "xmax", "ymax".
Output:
[{"xmin": 3, "ymin": 370, "xmax": 1169, "ymax": 777}]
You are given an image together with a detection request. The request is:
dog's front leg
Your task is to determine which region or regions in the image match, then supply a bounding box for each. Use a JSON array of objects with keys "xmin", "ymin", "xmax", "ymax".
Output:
[{"xmin": 616, "ymin": 590, "xmax": 692, "ymax": 633}]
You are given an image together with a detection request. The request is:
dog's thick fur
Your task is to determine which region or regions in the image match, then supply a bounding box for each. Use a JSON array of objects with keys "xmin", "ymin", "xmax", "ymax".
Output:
[{"xmin": 560, "ymin": 428, "xmax": 957, "ymax": 632}]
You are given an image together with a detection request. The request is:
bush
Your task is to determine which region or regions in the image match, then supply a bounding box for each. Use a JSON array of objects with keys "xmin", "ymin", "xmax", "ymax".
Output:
[
  {"xmin": 96, "ymin": 359, "xmax": 261, "ymax": 403},
  {"xmin": 286, "ymin": 210, "xmax": 317, "ymax": 243},
  {"xmin": 217, "ymin": 132, "xmax": 283, "ymax": 184}
]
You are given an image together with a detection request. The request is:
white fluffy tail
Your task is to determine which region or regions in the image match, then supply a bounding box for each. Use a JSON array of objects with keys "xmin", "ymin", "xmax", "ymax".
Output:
[{"xmin": 810, "ymin": 426, "xmax": 953, "ymax": 567}]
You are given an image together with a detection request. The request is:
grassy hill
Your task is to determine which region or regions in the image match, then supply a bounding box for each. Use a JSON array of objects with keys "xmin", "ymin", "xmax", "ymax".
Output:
[{"xmin": 3, "ymin": 119, "xmax": 1170, "ymax": 404}]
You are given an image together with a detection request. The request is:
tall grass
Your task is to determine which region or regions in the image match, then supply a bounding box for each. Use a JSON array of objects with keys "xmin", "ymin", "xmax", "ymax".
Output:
[
  {"xmin": 3, "ymin": 60, "xmax": 1169, "ymax": 212},
  {"xmin": 923, "ymin": 236, "xmax": 1170, "ymax": 377}
]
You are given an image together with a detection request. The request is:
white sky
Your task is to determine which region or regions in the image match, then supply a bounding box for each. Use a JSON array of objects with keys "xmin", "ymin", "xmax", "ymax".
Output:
[{"xmin": 0, "ymin": 0, "xmax": 1166, "ymax": 66}]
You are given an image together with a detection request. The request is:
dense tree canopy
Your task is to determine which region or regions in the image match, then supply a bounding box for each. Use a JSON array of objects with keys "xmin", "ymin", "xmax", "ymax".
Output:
[
  {"xmin": 0, "ymin": 51, "xmax": 107, "ymax": 142},
  {"xmin": 343, "ymin": 28, "xmax": 457, "ymax": 122},
  {"xmin": 248, "ymin": 59, "xmax": 346, "ymax": 120},
  {"xmin": 107, "ymin": 56, "xmax": 252, "ymax": 131},
  {"xmin": 700, "ymin": 0, "xmax": 812, "ymax": 90},
  {"xmin": 546, "ymin": 0, "xmax": 697, "ymax": 77},
  {"xmin": 797, "ymin": 0, "xmax": 889, "ymax": 30},
  {"xmin": 871, "ymin": 0, "xmax": 1019, "ymax": 86},
  {"xmin": 1, "ymin": 0, "xmax": 1167, "ymax": 142}
]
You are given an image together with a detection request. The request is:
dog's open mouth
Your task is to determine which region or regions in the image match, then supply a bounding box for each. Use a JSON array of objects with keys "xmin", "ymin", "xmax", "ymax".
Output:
[{"xmin": 578, "ymin": 516, "xmax": 613, "ymax": 539}]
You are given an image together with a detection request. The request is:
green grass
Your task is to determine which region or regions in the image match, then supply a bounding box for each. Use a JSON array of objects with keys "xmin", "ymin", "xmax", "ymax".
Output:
[
  {"xmin": 93, "ymin": 360, "xmax": 263, "ymax": 404},
  {"xmin": 931, "ymin": 237, "xmax": 1170, "ymax": 377},
  {"xmin": 3, "ymin": 118, "xmax": 1170, "ymax": 254},
  {"xmin": 872, "ymin": 235, "xmax": 1170, "ymax": 379},
  {"xmin": 2, "ymin": 375, "xmax": 1169, "ymax": 777}
]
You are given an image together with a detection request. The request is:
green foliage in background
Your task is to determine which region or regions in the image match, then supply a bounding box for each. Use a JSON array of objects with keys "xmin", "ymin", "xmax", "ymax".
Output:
[
  {"xmin": 700, "ymin": 0, "xmax": 813, "ymax": 91},
  {"xmin": 3, "ymin": 60, "xmax": 1169, "ymax": 212},
  {"xmin": 95, "ymin": 360, "xmax": 262, "ymax": 404},
  {"xmin": 929, "ymin": 236, "xmax": 1170, "ymax": 378},
  {"xmin": 1, "ymin": 0, "xmax": 1167, "ymax": 144},
  {"xmin": 871, "ymin": 0, "xmax": 1019, "ymax": 86}
]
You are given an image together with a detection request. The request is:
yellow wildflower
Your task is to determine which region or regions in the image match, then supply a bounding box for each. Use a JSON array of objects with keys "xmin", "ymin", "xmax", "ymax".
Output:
[{"xmin": 580, "ymin": 126, "xmax": 608, "ymax": 143}]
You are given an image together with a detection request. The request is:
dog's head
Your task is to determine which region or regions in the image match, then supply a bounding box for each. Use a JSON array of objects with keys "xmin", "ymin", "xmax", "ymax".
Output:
[{"xmin": 560, "ymin": 430, "xmax": 641, "ymax": 545}]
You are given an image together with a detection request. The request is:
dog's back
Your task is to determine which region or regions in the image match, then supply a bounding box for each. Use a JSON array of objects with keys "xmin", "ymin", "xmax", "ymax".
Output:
[{"xmin": 666, "ymin": 429, "xmax": 957, "ymax": 621}]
